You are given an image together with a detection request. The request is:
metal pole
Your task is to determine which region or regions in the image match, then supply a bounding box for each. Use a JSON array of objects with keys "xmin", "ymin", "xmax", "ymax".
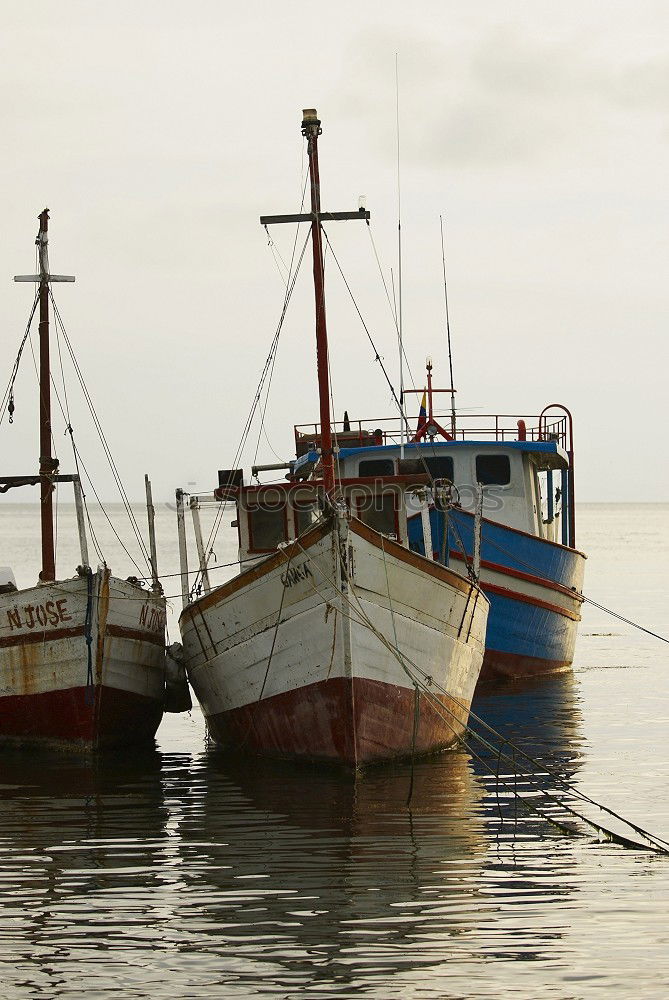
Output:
[
  {"xmin": 190, "ymin": 497, "xmax": 211, "ymax": 595},
  {"xmin": 419, "ymin": 491, "xmax": 433, "ymax": 560},
  {"xmin": 37, "ymin": 209, "xmax": 56, "ymax": 581},
  {"xmin": 72, "ymin": 475, "xmax": 90, "ymax": 569},
  {"xmin": 440, "ymin": 216, "xmax": 457, "ymax": 439},
  {"xmin": 473, "ymin": 483, "xmax": 484, "ymax": 583},
  {"xmin": 176, "ymin": 488, "xmax": 190, "ymax": 609},
  {"xmin": 145, "ymin": 474, "xmax": 161, "ymax": 593},
  {"xmin": 302, "ymin": 109, "xmax": 335, "ymax": 495}
]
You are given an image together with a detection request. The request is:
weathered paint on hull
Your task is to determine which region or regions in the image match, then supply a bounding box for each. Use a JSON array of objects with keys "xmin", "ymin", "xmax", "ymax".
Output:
[
  {"xmin": 206, "ymin": 675, "xmax": 470, "ymax": 767},
  {"xmin": 0, "ymin": 684, "xmax": 163, "ymax": 750},
  {"xmin": 408, "ymin": 507, "xmax": 586, "ymax": 684},
  {"xmin": 180, "ymin": 515, "xmax": 488, "ymax": 769},
  {"xmin": 478, "ymin": 588, "xmax": 578, "ymax": 684},
  {"xmin": 0, "ymin": 569, "xmax": 166, "ymax": 750}
]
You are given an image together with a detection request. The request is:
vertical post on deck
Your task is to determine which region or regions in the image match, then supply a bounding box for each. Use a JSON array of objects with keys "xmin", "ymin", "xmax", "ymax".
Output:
[
  {"xmin": 145, "ymin": 474, "xmax": 161, "ymax": 593},
  {"xmin": 176, "ymin": 488, "xmax": 190, "ymax": 609},
  {"xmin": 190, "ymin": 496, "xmax": 211, "ymax": 595},
  {"xmin": 473, "ymin": 483, "xmax": 484, "ymax": 583},
  {"xmin": 72, "ymin": 475, "xmax": 90, "ymax": 569}
]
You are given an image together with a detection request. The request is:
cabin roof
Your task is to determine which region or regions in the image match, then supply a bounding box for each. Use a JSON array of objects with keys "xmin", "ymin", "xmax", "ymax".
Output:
[{"xmin": 337, "ymin": 438, "xmax": 569, "ymax": 469}]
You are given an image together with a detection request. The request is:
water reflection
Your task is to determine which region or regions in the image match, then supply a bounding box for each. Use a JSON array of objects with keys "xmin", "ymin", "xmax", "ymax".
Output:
[{"xmin": 0, "ymin": 671, "xmax": 608, "ymax": 998}]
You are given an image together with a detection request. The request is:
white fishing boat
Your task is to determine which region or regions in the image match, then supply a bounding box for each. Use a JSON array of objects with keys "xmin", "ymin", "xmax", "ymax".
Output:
[
  {"xmin": 177, "ymin": 109, "xmax": 489, "ymax": 767},
  {"xmin": 0, "ymin": 210, "xmax": 168, "ymax": 750}
]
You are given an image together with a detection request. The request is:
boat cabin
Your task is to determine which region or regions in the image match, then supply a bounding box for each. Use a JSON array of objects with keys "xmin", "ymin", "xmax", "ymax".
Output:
[
  {"xmin": 215, "ymin": 472, "xmax": 433, "ymax": 569},
  {"xmin": 333, "ymin": 439, "xmax": 569, "ymax": 543},
  {"xmin": 293, "ymin": 404, "xmax": 575, "ymax": 548}
]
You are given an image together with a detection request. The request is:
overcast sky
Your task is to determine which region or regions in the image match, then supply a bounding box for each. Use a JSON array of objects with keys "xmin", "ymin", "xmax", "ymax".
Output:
[{"xmin": 1, "ymin": 1, "xmax": 667, "ymax": 506}]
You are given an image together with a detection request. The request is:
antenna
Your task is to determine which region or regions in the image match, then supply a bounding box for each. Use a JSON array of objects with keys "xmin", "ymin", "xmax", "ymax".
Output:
[
  {"xmin": 396, "ymin": 54, "xmax": 405, "ymax": 458},
  {"xmin": 440, "ymin": 215, "xmax": 457, "ymax": 438}
]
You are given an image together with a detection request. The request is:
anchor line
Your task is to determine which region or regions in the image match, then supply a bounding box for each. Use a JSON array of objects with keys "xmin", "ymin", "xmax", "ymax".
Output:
[
  {"xmin": 454, "ymin": 522, "xmax": 669, "ymax": 645},
  {"xmin": 289, "ymin": 530, "xmax": 669, "ymax": 855}
]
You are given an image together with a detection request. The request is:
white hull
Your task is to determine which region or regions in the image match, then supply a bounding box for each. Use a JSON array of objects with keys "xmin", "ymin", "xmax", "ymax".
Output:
[
  {"xmin": 0, "ymin": 568, "xmax": 166, "ymax": 749},
  {"xmin": 180, "ymin": 514, "xmax": 488, "ymax": 767}
]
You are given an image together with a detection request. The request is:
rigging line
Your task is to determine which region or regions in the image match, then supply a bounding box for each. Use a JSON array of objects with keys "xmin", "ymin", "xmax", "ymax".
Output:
[
  {"xmin": 451, "ymin": 516, "xmax": 669, "ymax": 645},
  {"xmin": 440, "ymin": 216, "xmax": 457, "ymax": 437},
  {"xmin": 366, "ymin": 225, "xmax": 416, "ymax": 388},
  {"xmin": 192, "ymin": 228, "xmax": 312, "ymax": 594},
  {"xmin": 0, "ymin": 292, "xmax": 40, "ymax": 427},
  {"xmin": 53, "ymin": 320, "xmax": 103, "ymax": 564},
  {"xmin": 36, "ymin": 315, "xmax": 107, "ymax": 565},
  {"xmin": 41, "ymin": 320, "xmax": 141, "ymax": 572},
  {"xmin": 580, "ymin": 596, "xmax": 669, "ymax": 645},
  {"xmin": 328, "ymin": 551, "xmax": 668, "ymax": 852},
  {"xmin": 49, "ymin": 292, "xmax": 151, "ymax": 573},
  {"xmin": 253, "ymin": 168, "xmax": 311, "ymax": 468},
  {"xmin": 232, "ymin": 228, "xmax": 311, "ymax": 473},
  {"xmin": 366, "ymin": 588, "xmax": 669, "ymax": 853},
  {"xmin": 320, "ymin": 227, "xmax": 406, "ymax": 423},
  {"xmin": 299, "ymin": 533, "xmax": 657, "ymax": 849},
  {"xmin": 395, "ymin": 52, "xmax": 405, "ymax": 458},
  {"xmin": 25, "ymin": 327, "xmax": 59, "ymax": 462},
  {"xmin": 49, "ymin": 290, "xmax": 149, "ymax": 558}
]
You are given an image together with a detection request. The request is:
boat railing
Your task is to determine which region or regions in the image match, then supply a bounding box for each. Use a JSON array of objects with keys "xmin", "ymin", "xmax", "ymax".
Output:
[{"xmin": 294, "ymin": 412, "xmax": 568, "ymax": 453}]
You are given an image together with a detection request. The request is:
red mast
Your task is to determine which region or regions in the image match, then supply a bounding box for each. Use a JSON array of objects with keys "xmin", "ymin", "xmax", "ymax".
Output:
[
  {"xmin": 301, "ymin": 109, "xmax": 334, "ymax": 494},
  {"xmin": 260, "ymin": 110, "xmax": 370, "ymax": 493}
]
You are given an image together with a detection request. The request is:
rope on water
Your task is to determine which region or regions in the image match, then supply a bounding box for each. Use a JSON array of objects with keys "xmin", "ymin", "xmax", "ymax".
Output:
[
  {"xmin": 290, "ymin": 525, "xmax": 669, "ymax": 855},
  {"xmin": 454, "ymin": 520, "xmax": 669, "ymax": 645}
]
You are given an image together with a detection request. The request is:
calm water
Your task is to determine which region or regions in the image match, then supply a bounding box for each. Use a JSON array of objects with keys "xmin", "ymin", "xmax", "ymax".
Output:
[{"xmin": 1, "ymin": 503, "xmax": 668, "ymax": 998}]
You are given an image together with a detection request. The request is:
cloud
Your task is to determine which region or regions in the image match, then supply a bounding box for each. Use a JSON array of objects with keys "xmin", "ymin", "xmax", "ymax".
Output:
[{"xmin": 336, "ymin": 22, "xmax": 669, "ymax": 168}]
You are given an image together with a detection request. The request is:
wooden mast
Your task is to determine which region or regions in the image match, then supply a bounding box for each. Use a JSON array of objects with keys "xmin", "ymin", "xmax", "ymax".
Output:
[
  {"xmin": 37, "ymin": 209, "xmax": 56, "ymax": 581},
  {"xmin": 301, "ymin": 109, "xmax": 334, "ymax": 494},
  {"xmin": 260, "ymin": 110, "xmax": 370, "ymax": 495},
  {"xmin": 15, "ymin": 210, "xmax": 75, "ymax": 582}
]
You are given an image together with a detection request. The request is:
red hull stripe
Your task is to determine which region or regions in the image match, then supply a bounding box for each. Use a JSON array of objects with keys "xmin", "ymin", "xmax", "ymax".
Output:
[
  {"xmin": 206, "ymin": 675, "xmax": 469, "ymax": 767},
  {"xmin": 0, "ymin": 684, "xmax": 163, "ymax": 749},
  {"xmin": 0, "ymin": 624, "xmax": 164, "ymax": 649},
  {"xmin": 454, "ymin": 507, "xmax": 587, "ymax": 558},
  {"xmin": 106, "ymin": 624, "xmax": 165, "ymax": 647},
  {"xmin": 481, "ymin": 581, "xmax": 580, "ymax": 621},
  {"xmin": 479, "ymin": 648, "xmax": 570, "ymax": 683},
  {"xmin": 0, "ymin": 625, "xmax": 85, "ymax": 649},
  {"xmin": 448, "ymin": 549, "xmax": 584, "ymax": 602}
]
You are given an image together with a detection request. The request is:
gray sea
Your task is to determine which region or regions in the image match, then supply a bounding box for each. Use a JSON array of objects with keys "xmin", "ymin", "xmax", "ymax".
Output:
[{"xmin": 0, "ymin": 502, "xmax": 668, "ymax": 999}]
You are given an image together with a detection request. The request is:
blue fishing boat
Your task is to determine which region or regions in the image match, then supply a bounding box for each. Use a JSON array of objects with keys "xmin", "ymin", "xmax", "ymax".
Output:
[{"xmin": 292, "ymin": 362, "xmax": 586, "ymax": 685}]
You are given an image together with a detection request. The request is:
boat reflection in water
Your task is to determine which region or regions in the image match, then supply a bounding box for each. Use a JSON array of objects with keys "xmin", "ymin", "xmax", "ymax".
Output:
[
  {"xmin": 168, "ymin": 673, "xmax": 585, "ymax": 994},
  {"xmin": 0, "ymin": 674, "xmax": 588, "ymax": 997}
]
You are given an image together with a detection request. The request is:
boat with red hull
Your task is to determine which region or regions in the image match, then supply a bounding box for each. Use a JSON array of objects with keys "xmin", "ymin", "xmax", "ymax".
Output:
[
  {"xmin": 179, "ymin": 507, "xmax": 487, "ymax": 767},
  {"xmin": 176, "ymin": 109, "xmax": 489, "ymax": 767},
  {"xmin": 0, "ymin": 211, "xmax": 167, "ymax": 750}
]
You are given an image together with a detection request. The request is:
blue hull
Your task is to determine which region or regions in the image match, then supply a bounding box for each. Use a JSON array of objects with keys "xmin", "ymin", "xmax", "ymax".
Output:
[{"xmin": 408, "ymin": 508, "xmax": 586, "ymax": 682}]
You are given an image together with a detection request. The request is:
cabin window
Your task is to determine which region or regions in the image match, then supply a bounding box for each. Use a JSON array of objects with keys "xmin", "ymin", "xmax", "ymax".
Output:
[
  {"xmin": 294, "ymin": 503, "xmax": 318, "ymax": 536},
  {"xmin": 359, "ymin": 458, "xmax": 395, "ymax": 477},
  {"xmin": 424, "ymin": 456, "xmax": 454, "ymax": 481},
  {"xmin": 247, "ymin": 506, "xmax": 288, "ymax": 552},
  {"xmin": 356, "ymin": 492, "xmax": 398, "ymax": 538},
  {"xmin": 475, "ymin": 454, "xmax": 511, "ymax": 486}
]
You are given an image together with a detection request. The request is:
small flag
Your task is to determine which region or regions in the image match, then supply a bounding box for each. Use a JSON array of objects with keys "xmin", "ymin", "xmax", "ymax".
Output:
[{"xmin": 415, "ymin": 390, "xmax": 427, "ymax": 438}]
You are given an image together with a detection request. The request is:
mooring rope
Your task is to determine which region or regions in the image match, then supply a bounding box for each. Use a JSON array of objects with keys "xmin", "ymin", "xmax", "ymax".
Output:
[{"xmin": 286, "ymin": 521, "xmax": 669, "ymax": 854}]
